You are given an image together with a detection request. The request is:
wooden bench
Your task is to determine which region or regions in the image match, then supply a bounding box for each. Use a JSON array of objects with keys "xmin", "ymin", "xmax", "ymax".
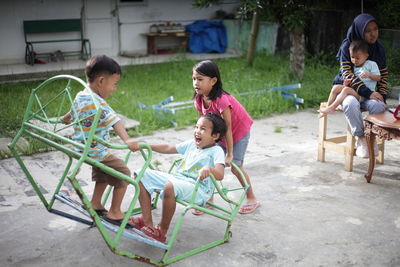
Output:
[{"xmin": 23, "ymin": 19, "xmax": 91, "ymax": 65}]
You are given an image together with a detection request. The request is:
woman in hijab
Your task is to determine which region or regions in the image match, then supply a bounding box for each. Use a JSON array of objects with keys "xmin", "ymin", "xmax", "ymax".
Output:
[{"xmin": 332, "ymin": 13, "xmax": 388, "ymax": 158}]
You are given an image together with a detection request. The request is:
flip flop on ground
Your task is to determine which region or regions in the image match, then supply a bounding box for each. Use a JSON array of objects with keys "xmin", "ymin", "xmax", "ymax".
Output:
[
  {"xmin": 192, "ymin": 208, "xmax": 205, "ymax": 215},
  {"xmin": 128, "ymin": 216, "xmax": 145, "ymax": 230},
  {"xmin": 101, "ymin": 214, "xmax": 133, "ymax": 229},
  {"xmin": 191, "ymin": 204, "xmax": 214, "ymax": 216},
  {"xmin": 141, "ymin": 225, "xmax": 166, "ymax": 243},
  {"xmin": 238, "ymin": 201, "xmax": 260, "ymax": 214}
]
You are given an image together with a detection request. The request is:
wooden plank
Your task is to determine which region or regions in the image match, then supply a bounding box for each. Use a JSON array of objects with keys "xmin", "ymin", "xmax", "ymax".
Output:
[
  {"xmin": 323, "ymin": 142, "xmax": 346, "ymax": 154},
  {"xmin": 325, "ymin": 136, "xmax": 347, "ymax": 143}
]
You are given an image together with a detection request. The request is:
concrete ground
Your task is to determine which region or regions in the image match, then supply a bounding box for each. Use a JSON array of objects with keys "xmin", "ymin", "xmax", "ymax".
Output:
[{"xmin": 1, "ymin": 109, "xmax": 400, "ymax": 267}]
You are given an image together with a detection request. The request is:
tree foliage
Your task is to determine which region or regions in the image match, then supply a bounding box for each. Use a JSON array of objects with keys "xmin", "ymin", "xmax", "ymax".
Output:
[
  {"xmin": 376, "ymin": 0, "xmax": 400, "ymax": 29},
  {"xmin": 193, "ymin": 0, "xmax": 313, "ymax": 76}
]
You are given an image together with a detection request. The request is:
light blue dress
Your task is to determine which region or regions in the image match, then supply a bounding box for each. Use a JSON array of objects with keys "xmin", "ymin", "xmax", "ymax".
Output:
[{"xmin": 139, "ymin": 140, "xmax": 225, "ymax": 206}]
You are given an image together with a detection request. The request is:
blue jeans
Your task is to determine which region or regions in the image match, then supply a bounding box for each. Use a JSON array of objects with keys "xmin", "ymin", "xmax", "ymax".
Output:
[{"xmin": 341, "ymin": 95, "xmax": 385, "ymax": 137}]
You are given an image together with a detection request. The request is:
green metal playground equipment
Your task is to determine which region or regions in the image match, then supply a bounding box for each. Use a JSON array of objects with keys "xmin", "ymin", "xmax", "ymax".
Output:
[{"xmin": 8, "ymin": 74, "xmax": 249, "ymax": 266}]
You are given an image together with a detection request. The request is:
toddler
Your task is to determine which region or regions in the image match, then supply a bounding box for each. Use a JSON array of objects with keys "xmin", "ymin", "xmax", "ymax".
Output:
[
  {"xmin": 319, "ymin": 40, "xmax": 381, "ymax": 117},
  {"xmin": 61, "ymin": 55, "xmax": 139, "ymax": 226}
]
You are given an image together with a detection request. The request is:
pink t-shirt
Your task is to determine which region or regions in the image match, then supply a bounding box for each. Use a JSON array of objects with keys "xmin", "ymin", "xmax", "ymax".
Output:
[{"xmin": 195, "ymin": 93, "xmax": 253, "ymax": 146}]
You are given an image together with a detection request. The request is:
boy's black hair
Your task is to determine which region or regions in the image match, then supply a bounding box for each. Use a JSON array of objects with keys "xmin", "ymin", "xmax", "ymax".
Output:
[
  {"xmin": 85, "ymin": 55, "xmax": 122, "ymax": 83},
  {"xmin": 349, "ymin": 40, "xmax": 369, "ymax": 54},
  {"xmin": 192, "ymin": 60, "xmax": 229, "ymax": 100},
  {"xmin": 202, "ymin": 112, "xmax": 226, "ymax": 142}
]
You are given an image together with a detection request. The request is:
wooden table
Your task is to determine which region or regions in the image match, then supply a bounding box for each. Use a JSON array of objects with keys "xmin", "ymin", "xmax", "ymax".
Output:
[
  {"xmin": 364, "ymin": 111, "xmax": 400, "ymax": 182},
  {"xmin": 141, "ymin": 32, "xmax": 189, "ymax": 55}
]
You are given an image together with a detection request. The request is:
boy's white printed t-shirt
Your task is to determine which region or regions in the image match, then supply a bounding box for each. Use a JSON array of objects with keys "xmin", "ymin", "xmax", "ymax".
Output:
[
  {"xmin": 354, "ymin": 59, "xmax": 380, "ymax": 91},
  {"xmin": 175, "ymin": 139, "xmax": 225, "ymax": 196},
  {"xmin": 71, "ymin": 91, "xmax": 120, "ymax": 161}
]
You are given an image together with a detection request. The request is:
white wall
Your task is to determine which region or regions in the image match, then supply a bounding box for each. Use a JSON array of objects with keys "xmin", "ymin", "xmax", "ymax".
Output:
[
  {"xmin": 0, "ymin": 0, "xmax": 238, "ymax": 64},
  {"xmin": 84, "ymin": 0, "xmax": 120, "ymax": 57},
  {"xmin": 0, "ymin": 0, "xmax": 82, "ymax": 64}
]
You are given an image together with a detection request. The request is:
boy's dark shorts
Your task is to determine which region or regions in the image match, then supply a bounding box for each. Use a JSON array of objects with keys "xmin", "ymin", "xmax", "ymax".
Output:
[{"xmin": 92, "ymin": 154, "xmax": 130, "ymax": 188}]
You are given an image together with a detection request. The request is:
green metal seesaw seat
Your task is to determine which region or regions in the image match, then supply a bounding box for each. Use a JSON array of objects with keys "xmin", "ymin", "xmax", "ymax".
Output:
[{"xmin": 8, "ymin": 75, "xmax": 249, "ymax": 266}]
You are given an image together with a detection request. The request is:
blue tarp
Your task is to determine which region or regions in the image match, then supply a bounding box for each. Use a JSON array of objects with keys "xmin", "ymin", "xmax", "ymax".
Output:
[{"xmin": 185, "ymin": 20, "xmax": 227, "ymax": 53}]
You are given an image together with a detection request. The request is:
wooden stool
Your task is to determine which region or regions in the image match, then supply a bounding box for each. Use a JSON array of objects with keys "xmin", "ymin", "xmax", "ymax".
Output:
[{"xmin": 317, "ymin": 102, "xmax": 384, "ymax": 172}]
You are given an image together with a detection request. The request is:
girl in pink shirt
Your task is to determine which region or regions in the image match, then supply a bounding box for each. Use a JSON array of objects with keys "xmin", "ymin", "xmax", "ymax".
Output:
[{"xmin": 192, "ymin": 60, "xmax": 259, "ymax": 214}]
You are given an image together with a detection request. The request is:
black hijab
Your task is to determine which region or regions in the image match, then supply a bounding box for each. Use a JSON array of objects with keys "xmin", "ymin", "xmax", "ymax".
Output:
[{"xmin": 336, "ymin": 13, "xmax": 386, "ymax": 69}]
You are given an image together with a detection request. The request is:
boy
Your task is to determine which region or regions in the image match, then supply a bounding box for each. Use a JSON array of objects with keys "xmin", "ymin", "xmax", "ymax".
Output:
[
  {"xmin": 61, "ymin": 55, "xmax": 139, "ymax": 226},
  {"xmin": 318, "ymin": 39, "xmax": 381, "ymax": 117},
  {"xmin": 129, "ymin": 113, "xmax": 226, "ymax": 242}
]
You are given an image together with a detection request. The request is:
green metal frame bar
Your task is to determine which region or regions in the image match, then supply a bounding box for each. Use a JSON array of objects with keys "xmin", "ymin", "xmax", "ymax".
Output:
[
  {"xmin": 157, "ymin": 160, "xmax": 249, "ymax": 265},
  {"xmin": 8, "ymin": 75, "xmax": 249, "ymax": 266}
]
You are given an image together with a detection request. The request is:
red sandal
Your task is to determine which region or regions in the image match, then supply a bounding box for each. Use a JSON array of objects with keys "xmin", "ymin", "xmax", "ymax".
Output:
[
  {"xmin": 128, "ymin": 216, "xmax": 145, "ymax": 230},
  {"xmin": 141, "ymin": 225, "xmax": 166, "ymax": 243}
]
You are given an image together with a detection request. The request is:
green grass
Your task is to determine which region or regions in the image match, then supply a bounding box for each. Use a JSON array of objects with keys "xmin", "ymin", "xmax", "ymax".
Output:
[
  {"xmin": 0, "ymin": 53, "xmax": 337, "ymax": 142},
  {"xmin": 273, "ymin": 125, "xmax": 282, "ymax": 133}
]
